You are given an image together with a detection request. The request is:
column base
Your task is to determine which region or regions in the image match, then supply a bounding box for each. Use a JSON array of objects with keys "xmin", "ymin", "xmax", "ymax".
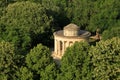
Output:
[{"xmin": 51, "ymin": 51, "xmax": 62, "ymax": 60}]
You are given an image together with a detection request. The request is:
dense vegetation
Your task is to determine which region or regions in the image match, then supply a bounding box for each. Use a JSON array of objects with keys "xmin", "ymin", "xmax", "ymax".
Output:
[
  {"xmin": 0, "ymin": 0, "xmax": 120, "ymax": 80},
  {"xmin": 60, "ymin": 37, "xmax": 120, "ymax": 80}
]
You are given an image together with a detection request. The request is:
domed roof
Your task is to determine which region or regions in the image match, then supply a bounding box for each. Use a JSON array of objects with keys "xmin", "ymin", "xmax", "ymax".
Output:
[{"xmin": 64, "ymin": 23, "xmax": 80, "ymax": 30}]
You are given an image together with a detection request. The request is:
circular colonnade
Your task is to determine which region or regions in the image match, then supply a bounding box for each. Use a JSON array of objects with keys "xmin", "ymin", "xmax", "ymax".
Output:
[{"xmin": 52, "ymin": 23, "xmax": 91, "ymax": 59}]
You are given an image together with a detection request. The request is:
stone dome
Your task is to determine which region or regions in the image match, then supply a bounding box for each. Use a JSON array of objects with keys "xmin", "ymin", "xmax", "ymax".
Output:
[
  {"xmin": 64, "ymin": 23, "xmax": 80, "ymax": 30},
  {"xmin": 63, "ymin": 23, "xmax": 80, "ymax": 36}
]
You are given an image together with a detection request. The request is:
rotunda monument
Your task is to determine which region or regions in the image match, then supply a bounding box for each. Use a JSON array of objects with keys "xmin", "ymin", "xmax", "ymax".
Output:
[{"xmin": 52, "ymin": 23, "xmax": 91, "ymax": 59}]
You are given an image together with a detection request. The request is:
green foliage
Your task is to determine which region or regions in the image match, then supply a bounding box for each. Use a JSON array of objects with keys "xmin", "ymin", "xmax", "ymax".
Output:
[
  {"xmin": 0, "ymin": 0, "xmax": 16, "ymax": 7},
  {"xmin": 0, "ymin": 0, "xmax": 120, "ymax": 80},
  {"xmin": 0, "ymin": 41, "xmax": 16, "ymax": 80},
  {"xmin": 102, "ymin": 27, "xmax": 120, "ymax": 40},
  {"xmin": 0, "ymin": 1, "xmax": 55, "ymax": 54},
  {"xmin": 102, "ymin": 22, "xmax": 120, "ymax": 40},
  {"xmin": 70, "ymin": 0, "xmax": 94, "ymax": 29},
  {"xmin": 26, "ymin": 44, "xmax": 51, "ymax": 71},
  {"xmin": 40, "ymin": 0, "xmax": 70, "ymax": 28},
  {"xmin": 26, "ymin": 44, "xmax": 57, "ymax": 79},
  {"xmin": 88, "ymin": 0, "xmax": 120, "ymax": 32},
  {"xmin": 57, "ymin": 0, "xmax": 120, "ymax": 32},
  {"xmin": 15, "ymin": 67, "xmax": 33, "ymax": 80},
  {"xmin": 59, "ymin": 42, "xmax": 92, "ymax": 80},
  {"xmin": 40, "ymin": 63, "xmax": 57, "ymax": 80},
  {"xmin": 89, "ymin": 37, "xmax": 120, "ymax": 80}
]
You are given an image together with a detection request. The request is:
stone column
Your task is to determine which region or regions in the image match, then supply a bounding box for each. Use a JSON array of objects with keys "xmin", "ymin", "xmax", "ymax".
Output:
[
  {"xmin": 69, "ymin": 41, "xmax": 73, "ymax": 46},
  {"xmin": 66, "ymin": 41, "xmax": 69, "ymax": 48},
  {"xmin": 63, "ymin": 41, "xmax": 69, "ymax": 54},
  {"xmin": 54, "ymin": 39, "xmax": 57, "ymax": 54},
  {"xmin": 64, "ymin": 41, "xmax": 66, "ymax": 53},
  {"xmin": 57, "ymin": 40, "xmax": 60, "ymax": 55},
  {"xmin": 62, "ymin": 41, "xmax": 65, "ymax": 56},
  {"xmin": 72, "ymin": 41, "xmax": 75, "ymax": 45}
]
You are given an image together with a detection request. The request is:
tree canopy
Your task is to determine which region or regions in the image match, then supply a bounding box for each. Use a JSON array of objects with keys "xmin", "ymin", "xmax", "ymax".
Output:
[
  {"xmin": 26, "ymin": 44, "xmax": 57, "ymax": 80},
  {"xmin": 102, "ymin": 21, "xmax": 120, "ymax": 40},
  {"xmin": 0, "ymin": 0, "xmax": 120, "ymax": 80},
  {"xmin": 0, "ymin": 41, "xmax": 17, "ymax": 80},
  {"xmin": 58, "ymin": 42, "xmax": 92, "ymax": 80},
  {"xmin": 89, "ymin": 37, "xmax": 120, "ymax": 79},
  {"xmin": 0, "ymin": 1, "xmax": 55, "ymax": 54}
]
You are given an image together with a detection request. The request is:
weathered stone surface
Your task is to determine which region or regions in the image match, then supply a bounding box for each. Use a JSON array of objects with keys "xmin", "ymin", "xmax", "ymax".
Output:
[{"xmin": 52, "ymin": 23, "xmax": 91, "ymax": 59}]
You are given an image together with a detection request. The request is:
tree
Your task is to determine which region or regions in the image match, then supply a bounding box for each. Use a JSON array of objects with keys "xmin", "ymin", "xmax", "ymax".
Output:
[
  {"xmin": 71, "ymin": 0, "xmax": 94, "ymax": 29},
  {"xmin": 89, "ymin": 37, "xmax": 120, "ymax": 80},
  {"xmin": 0, "ymin": 0, "xmax": 15, "ymax": 7},
  {"xmin": 0, "ymin": 41, "xmax": 16, "ymax": 80},
  {"xmin": 56, "ymin": 0, "xmax": 96, "ymax": 30},
  {"xmin": 58, "ymin": 42, "xmax": 92, "ymax": 80},
  {"xmin": 102, "ymin": 21, "xmax": 120, "ymax": 40},
  {"xmin": 88, "ymin": 0, "xmax": 120, "ymax": 32},
  {"xmin": 26, "ymin": 44, "xmax": 57, "ymax": 80},
  {"xmin": 15, "ymin": 67, "xmax": 33, "ymax": 80},
  {"xmin": 102, "ymin": 27, "xmax": 120, "ymax": 40},
  {"xmin": 40, "ymin": 0, "xmax": 70, "ymax": 29},
  {"xmin": 0, "ymin": 1, "xmax": 55, "ymax": 54}
]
